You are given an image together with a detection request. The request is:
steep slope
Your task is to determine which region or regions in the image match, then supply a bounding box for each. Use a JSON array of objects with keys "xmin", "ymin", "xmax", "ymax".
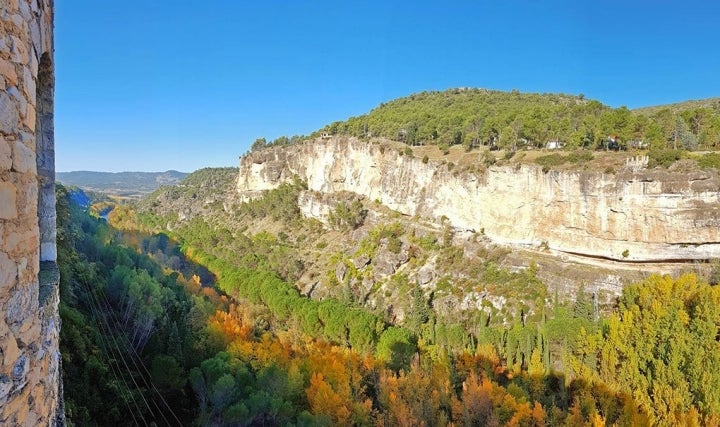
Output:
[
  {"xmin": 135, "ymin": 167, "xmax": 238, "ymax": 224},
  {"xmin": 130, "ymin": 165, "xmax": 720, "ymax": 426}
]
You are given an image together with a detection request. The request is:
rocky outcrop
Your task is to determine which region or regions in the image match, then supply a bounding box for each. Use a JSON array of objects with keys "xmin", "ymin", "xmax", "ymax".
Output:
[{"xmin": 238, "ymin": 137, "xmax": 720, "ymax": 262}]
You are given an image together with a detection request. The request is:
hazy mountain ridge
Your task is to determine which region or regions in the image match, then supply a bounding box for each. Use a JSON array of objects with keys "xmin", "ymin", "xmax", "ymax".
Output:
[{"xmin": 57, "ymin": 170, "xmax": 188, "ymax": 198}]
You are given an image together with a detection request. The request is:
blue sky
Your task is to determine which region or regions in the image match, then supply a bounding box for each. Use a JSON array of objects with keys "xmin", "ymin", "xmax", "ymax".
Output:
[{"xmin": 56, "ymin": 1, "xmax": 720, "ymax": 172}]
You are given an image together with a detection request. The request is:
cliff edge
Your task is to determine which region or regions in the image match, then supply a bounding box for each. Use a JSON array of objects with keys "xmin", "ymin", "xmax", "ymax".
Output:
[{"xmin": 238, "ymin": 137, "xmax": 720, "ymax": 263}]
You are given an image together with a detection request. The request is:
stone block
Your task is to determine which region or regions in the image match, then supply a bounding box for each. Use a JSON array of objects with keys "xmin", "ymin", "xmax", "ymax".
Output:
[
  {"xmin": 0, "ymin": 182, "xmax": 18, "ymax": 219},
  {"xmin": 24, "ymin": 103, "xmax": 35, "ymax": 132},
  {"xmin": 2, "ymin": 335, "xmax": 21, "ymax": 373},
  {"xmin": 5, "ymin": 284, "xmax": 33, "ymax": 331},
  {"xmin": 25, "ymin": 410, "xmax": 39, "ymax": 427},
  {"xmin": 17, "ymin": 0, "xmax": 31, "ymax": 21},
  {"xmin": 11, "ymin": 354, "xmax": 28, "ymax": 383},
  {"xmin": 8, "ymin": 13, "xmax": 25, "ymax": 32},
  {"xmin": 0, "ymin": 92, "xmax": 19, "ymax": 134},
  {"xmin": 0, "ymin": 251, "xmax": 16, "ymax": 290},
  {"xmin": 1, "ymin": 226, "xmax": 21, "ymax": 254},
  {"xmin": 9, "ymin": 36, "xmax": 29, "ymax": 64},
  {"xmin": 32, "ymin": 383, "xmax": 45, "ymax": 406},
  {"xmin": 2, "ymin": 387, "xmax": 30, "ymax": 425},
  {"xmin": 0, "ymin": 136, "xmax": 11, "ymax": 170},
  {"xmin": 11, "ymin": 139, "xmax": 35, "ymax": 173},
  {"xmin": 0, "ymin": 375, "xmax": 11, "ymax": 406},
  {"xmin": 28, "ymin": 44, "xmax": 38, "ymax": 76},
  {"xmin": 25, "ymin": 184, "xmax": 38, "ymax": 217},
  {"xmin": 39, "ymin": 242, "xmax": 55, "ymax": 263},
  {"xmin": 7, "ymin": 86, "xmax": 28, "ymax": 126},
  {"xmin": 22, "ymin": 66, "xmax": 35, "ymax": 101},
  {"xmin": 1, "ymin": 0, "xmax": 20, "ymax": 13},
  {"xmin": 2, "ymin": 222, "xmax": 38, "ymax": 256},
  {"xmin": 0, "ymin": 58, "xmax": 18, "ymax": 86},
  {"xmin": 18, "ymin": 320, "xmax": 41, "ymax": 347},
  {"xmin": 7, "ymin": 86, "xmax": 27, "ymax": 120},
  {"xmin": 30, "ymin": 21, "xmax": 41, "ymax": 58}
]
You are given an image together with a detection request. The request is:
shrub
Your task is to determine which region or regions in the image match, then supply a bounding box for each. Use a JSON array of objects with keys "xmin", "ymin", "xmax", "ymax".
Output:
[
  {"xmin": 647, "ymin": 149, "xmax": 683, "ymax": 168},
  {"xmin": 481, "ymin": 151, "xmax": 496, "ymax": 167},
  {"xmin": 376, "ymin": 327, "xmax": 417, "ymax": 371},
  {"xmin": 698, "ymin": 152, "xmax": 720, "ymax": 170},
  {"xmin": 535, "ymin": 153, "xmax": 566, "ymax": 172},
  {"xmin": 328, "ymin": 200, "xmax": 366, "ymax": 231},
  {"xmin": 386, "ymin": 237, "xmax": 402, "ymax": 254},
  {"xmin": 566, "ymin": 150, "xmax": 593, "ymax": 164}
]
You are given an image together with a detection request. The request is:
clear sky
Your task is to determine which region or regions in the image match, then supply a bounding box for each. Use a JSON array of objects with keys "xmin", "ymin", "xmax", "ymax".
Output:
[{"xmin": 55, "ymin": 1, "xmax": 720, "ymax": 172}]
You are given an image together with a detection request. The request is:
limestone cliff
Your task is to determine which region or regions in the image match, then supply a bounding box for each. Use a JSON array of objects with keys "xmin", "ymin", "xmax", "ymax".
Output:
[{"xmin": 237, "ymin": 137, "xmax": 720, "ymax": 263}]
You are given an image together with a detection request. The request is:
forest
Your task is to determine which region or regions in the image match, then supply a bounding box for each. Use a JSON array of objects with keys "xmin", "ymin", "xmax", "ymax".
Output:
[
  {"xmin": 253, "ymin": 89, "xmax": 720, "ymax": 153},
  {"xmin": 57, "ymin": 181, "xmax": 720, "ymax": 426}
]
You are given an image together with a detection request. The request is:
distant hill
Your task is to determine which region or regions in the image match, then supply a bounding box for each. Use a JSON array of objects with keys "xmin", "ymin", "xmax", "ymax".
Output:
[
  {"xmin": 633, "ymin": 97, "xmax": 720, "ymax": 115},
  {"xmin": 136, "ymin": 167, "xmax": 238, "ymax": 220},
  {"xmin": 311, "ymin": 88, "xmax": 606, "ymax": 149},
  {"xmin": 57, "ymin": 170, "xmax": 188, "ymax": 198}
]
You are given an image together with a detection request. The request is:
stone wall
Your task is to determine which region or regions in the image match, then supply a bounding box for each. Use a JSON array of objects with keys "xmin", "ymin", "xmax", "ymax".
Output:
[
  {"xmin": 238, "ymin": 137, "xmax": 720, "ymax": 263},
  {"xmin": 0, "ymin": 0, "xmax": 63, "ymax": 425}
]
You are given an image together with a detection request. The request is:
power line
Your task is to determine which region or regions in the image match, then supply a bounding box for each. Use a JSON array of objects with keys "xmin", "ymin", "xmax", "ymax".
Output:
[
  {"xmin": 94, "ymin": 284, "xmax": 184, "ymax": 426},
  {"xmin": 85, "ymin": 283, "xmax": 157, "ymax": 423},
  {"xmin": 76, "ymin": 277, "xmax": 145, "ymax": 426}
]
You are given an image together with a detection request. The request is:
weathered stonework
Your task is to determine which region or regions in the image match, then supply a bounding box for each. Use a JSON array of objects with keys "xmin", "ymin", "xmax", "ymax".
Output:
[
  {"xmin": 238, "ymin": 137, "xmax": 720, "ymax": 263},
  {"xmin": 0, "ymin": 0, "xmax": 63, "ymax": 425}
]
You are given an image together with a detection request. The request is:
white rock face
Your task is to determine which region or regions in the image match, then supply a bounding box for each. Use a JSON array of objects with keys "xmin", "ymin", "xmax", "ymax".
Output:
[
  {"xmin": 237, "ymin": 137, "xmax": 720, "ymax": 262},
  {"xmin": 297, "ymin": 191, "xmax": 333, "ymax": 225}
]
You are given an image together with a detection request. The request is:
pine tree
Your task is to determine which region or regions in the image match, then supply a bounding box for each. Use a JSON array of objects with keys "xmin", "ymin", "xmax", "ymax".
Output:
[
  {"xmin": 407, "ymin": 282, "xmax": 430, "ymax": 334},
  {"xmin": 573, "ymin": 284, "xmax": 594, "ymax": 322}
]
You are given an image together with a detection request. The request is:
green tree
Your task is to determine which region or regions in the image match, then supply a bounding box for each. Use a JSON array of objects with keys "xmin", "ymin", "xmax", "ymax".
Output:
[
  {"xmin": 407, "ymin": 282, "xmax": 431, "ymax": 335},
  {"xmin": 376, "ymin": 327, "xmax": 417, "ymax": 371},
  {"xmin": 251, "ymin": 137, "xmax": 267, "ymax": 151}
]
